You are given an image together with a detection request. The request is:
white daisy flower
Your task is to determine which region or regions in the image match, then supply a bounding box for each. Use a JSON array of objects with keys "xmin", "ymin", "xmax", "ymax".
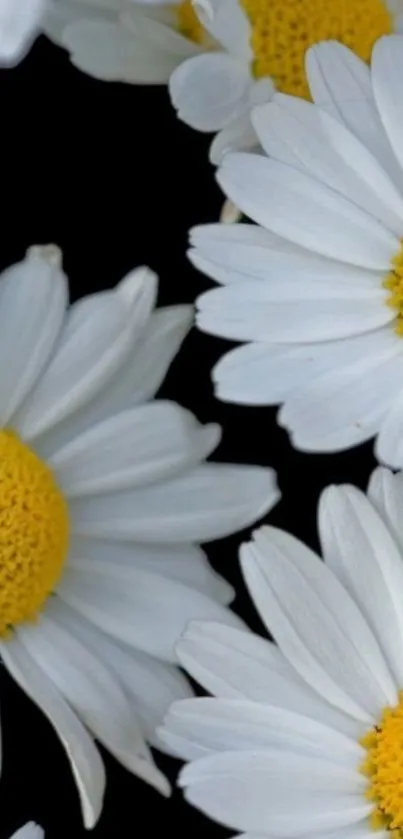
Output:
[
  {"xmin": 43, "ymin": 0, "xmax": 403, "ymax": 164},
  {"xmin": 160, "ymin": 466, "xmax": 403, "ymax": 839},
  {"xmin": 189, "ymin": 33, "xmax": 403, "ymax": 466},
  {"xmin": 0, "ymin": 244, "xmax": 279, "ymax": 829},
  {"xmin": 0, "ymin": 0, "xmax": 47, "ymax": 65},
  {"xmin": 11, "ymin": 825, "xmax": 43, "ymax": 839}
]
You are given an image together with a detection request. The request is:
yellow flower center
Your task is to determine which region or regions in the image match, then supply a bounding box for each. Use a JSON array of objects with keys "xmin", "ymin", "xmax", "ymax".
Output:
[
  {"xmin": 242, "ymin": 0, "xmax": 393, "ymax": 98},
  {"xmin": 384, "ymin": 242, "xmax": 403, "ymax": 336},
  {"xmin": 176, "ymin": 0, "xmax": 205, "ymax": 44},
  {"xmin": 0, "ymin": 430, "xmax": 69, "ymax": 636},
  {"xmin": 361, "ymin": 693, "xmax": 403, "ymax": 836}
]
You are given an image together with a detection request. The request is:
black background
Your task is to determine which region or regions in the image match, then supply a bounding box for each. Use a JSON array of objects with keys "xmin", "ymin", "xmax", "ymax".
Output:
[{"xmin": 0, "ymin": 33, "xmax": 376, "ymax": 838}]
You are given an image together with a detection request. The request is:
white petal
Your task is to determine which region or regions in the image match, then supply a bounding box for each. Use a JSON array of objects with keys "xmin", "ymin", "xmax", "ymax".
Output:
[
  {"xmin": 43, "ymin": 0, "xmax": 121, "ymax": 46},
  {"xmin": 57, "ymin": 561, "xmax": 243, "ymax": 661},
  {"xmin": 212, "ymin": 330, "xmax": 397, "ymax": 406},
  {"xmin": 279, "ymin": 338, "xmax": 403, "ymax": 452},
  {"xmin": 217, "ymin": 154, "xmax": 398, "ymax": 268},
  {"xmin": 196, "ymin": 281, "xmax": 389, "ymax": 343},
  {"xmin": 33, "ymin": 304, "xmax": 192, "ymax": 461},
  {"xmin": 69, "ymin": 463, "xmax": 279, "ymax": 542},
  {"xmin": 0, "ymin": 0, "xmax": 45, "ymax": 65},
  {"xmin": 15, "ymin": 266, "xmax": 158, "ymax": 441},
  {"xmin": 252, "ymin": 94, "xmax": 403, "ymax": 235},
  {"xmin": 0, "ymin": 635, "xmax": 105, "ymax": 829},
  {"xmin": 367, "ymin": 466, "xmax": 403, "ymax": 551},
  {"xmin": 375, "ymin": 388, "xmax": 403, "ymax": 467},
  {"xmin": 51, "ymin": 401, "xmax": 220, "ymax": 497},
  {"xmin": 319, "ymin": 485, "xmax": 403, "ymax": 686},
  {"xmin": 11, "ymin": 825, "xmax": 44, "ymax": 839},
  {"xmin": 161, "ymin": 697, "xmax": 362, "ymax": 763},
  {"xmin": 45, "ymin": 597, "xmax": 193, "ymax": 753},
  {"xmin": 176, "ymin": 622, "xmax": 362, "ymax": 739},
  {"xmin": 179, "ymin": 750, "xmax": 369, "ymax": 836},
  {"xmin": 69, "ymin": 535, "xmax": 234, "ymax": 604},
  {"xmin": 17, "ymin": 611, "xmax": 169, "ymax": 794},
  {"xmin": 306, "ymin": 40, "xmax": 403, "ymax": 187},
  {"xmin": 210, "ymin": 113, "xmax": 258, "ymax": 165},
  {"xmin": 0, "ymin": 249, "xmax": 67, "ymax": 427},
  {"xmin": 193, "ymin": 0, "xmax": 251, "ymax": 58},
  {"xmin": 372, "ymin": 35, "xmax": 403, "ymax": 174},
  {"xmin": 240, "ymin": 527, "xmax": 397, "ymax": 720},
  {"xmin": 170, "ymin": 53, "xmax": 251, "ymax": 132}
]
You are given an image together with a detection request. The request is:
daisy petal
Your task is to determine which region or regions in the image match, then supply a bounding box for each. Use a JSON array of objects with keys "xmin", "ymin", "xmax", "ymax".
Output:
[
  {"xmin": 15, "ymin": 266, "xmax": 157, "ymax": 441},
  {"xmin": 0, "ymin": 248, "xmax": 67, "ymax": 427},
  {"xmin": 33, "ymin": 304, "xmax": 193, "ymax": 460},
  {"xmin": 0, "ymin": 0, "xmax": 45, "ymax": 65},
  {"xmin": 0, "ymin": 635, "xmax": 105, "ymax": 829},
  {"xmin": 160, "ymin": 697, "xmax": 362, "ymax": 762},
  {"xmin": 17, "ymin": 611, "xmax": 169, "ymax": 794},
  {"xmin": 375, "ymin": 388, "xmax": 403, "ymax": 467},
  {"xmin": 56, "ymin": 562, "xmax": 244, "ymax": 661},
  {"xmin": 68, "ymin": 535, "xmax": 234, "ymax": 604},
  {"xmin": 319, "ymin": 485, "xmax": 403, "ymax": 686},
  {"xmin": 179, "ymin": 750, "xmax": 369, "ymax": 836},
  {"xmin": 68, "ymin": 464, "xmax": 279, "ymax": 542},
  {"xmin": 11, "ymin": 825, "xmax": 44, "ymax": 839},
  {"xmin": 240, "ymin": 527, "xmax": 397, "ymax": 720},
  {"xmin": 367, "ymin": 467, "xmax": 403, "ymax": 552},
  {"xmin": 50, "ymin": 401, "xmax": 220, "ymax": 497},
  {"xmin": 192, "ymin": 0, "xmax": 251, "ymax": 59},
  {"xmin": 176, "ymin": 622, "xmax": 361, "ymax": 738},
  {"xmin": 170, "ymin": 53, "xmax": 251, "ymax": 132},
  {"xmin": 372, "ymin": 35, "xmax": 403, "ymax": 174},
  {"xmin": 217, "ymin": 154, "xmax": 398, "ymax": 268}
]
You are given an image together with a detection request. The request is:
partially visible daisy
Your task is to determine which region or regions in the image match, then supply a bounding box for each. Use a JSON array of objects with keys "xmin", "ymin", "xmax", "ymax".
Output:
[
  {"xmin": 189, "ymin": 34, "xmax": 403, "ymax": 465},
  {"xmin": 161, "ymin": 466, "xmax": 403, "ymax": 839},
  {"xmin": 0, "ymin": 0, "xmax": 47, "ymax": 65},
  {"xmin": 0, "ymin": 245, "xmax": 279, "ymax": 828},
  {"xmin": 43, "ymin": 0, "xmax": 403, "ymax": 164},
  {"xmin": 11, "ymin": 826, "xmax": 43, "ymax": 839}
]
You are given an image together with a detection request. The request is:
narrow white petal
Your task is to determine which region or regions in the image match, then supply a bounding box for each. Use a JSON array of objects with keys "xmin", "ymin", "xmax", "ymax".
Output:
[
  {"xmin": 51, "ymin": 401, "xmax": 220, "ymax": 497},
  {"xmin": 0, "ymin": 635, "xmax": 105, "ymax": 829},
  {"xmin": 0, "ymin": 0, "xmax": 46, "ymax": 65},
  {"xmin": 69, "ymin": 464, "xmax": 279, "ymax": 542},
  {"xmin": 69, "ymin": 535, "xmax": 234, "ymax": 604},
  {"xmin": 11, "ymin": 825, "xmax": 44, "ymax": 839},
  {"xmin": 33, "ymin": 304, "xmax": 192, "ymax": 461},
  {"xmin": 0, "ymin": 249, "xmax": 67, "ymax": 427},
  {"xmin": 161, "ymin": 697, "xmax": 362, "ymax": 763},
  {"xmin": 376, "ymin": 388, "xmax": 403, "ymax": 468},
  {"xmin": 179, "ymin": 750, "xmax": 369, "ymax": 836},
  {"xmin": 240, "ymin": 527, "xmax": 397, "ymax": 720},
  {"xmin": 217, "ymin": 154, "xmax": 397, "ymax": 268},
  {"xmin": 15, "ymin": 266, "xmax": 157, "ymax": 441},
  {"xmin": 193, "ymin": 0, "xmax": 252, "ymax": 58},
  {"xmin": 17, "ymin": 612, "xmax": 169, "ymax": 794},
  {"xmin": 372, "ymin": 35, "xmax": 403, "ymax": 174},
  {"xmin": 306, "ymin": 40, "xmax": 403, "ymax": 187},
  {"xmin": 176, "ymin": 622, "xmax": 362, "ymax": 739},
  {"xmin": 210, "ymin": 114, "xmax": 258, "ymax": 165},
  {"xmin": 367, "ymin": 466, "xmax": 403, "ymax": 551},
  {"xmin": 45, "ymin": 597, "xmax": 193, "ymax": 754},
  {"xmin": 57, "ymin": 562, "xmax": 243, "ymax": 661},
  {"xmin": 319, "ymin": 485, "xmax": 403, "ymax": 686}
]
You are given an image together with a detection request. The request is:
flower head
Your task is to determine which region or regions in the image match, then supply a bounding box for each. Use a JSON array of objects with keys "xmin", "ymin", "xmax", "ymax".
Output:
[
  {"xmin": 189, "ymin": 34, "xmax": 403, "ymax": 465},
  {"xmin": 161, "ymin": 466, "xmax": 403, "ymax": 839},
  {"xmin": 0, "ymin": 245, "xmax": 279, "ymax": 827}
]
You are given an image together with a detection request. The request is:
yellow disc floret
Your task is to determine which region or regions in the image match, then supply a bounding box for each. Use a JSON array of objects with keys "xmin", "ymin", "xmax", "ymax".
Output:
[
  {"xmin": 176, "ymin": 0, "xmax": 206, "ymax": 44},
  {"xmin": 384, "ymin": 241, "xmax": 403, "ymax": 336},
  {"xmin": 0, "ymin": 430, "xmax": 69, "ymax": 636},
  {"xmin": 241, "ymin": 0, "xmax": 393, "ymax": 98},
  {"xmin": 361, "ymin": 692, "xmax": 403, "ymax": 835}
]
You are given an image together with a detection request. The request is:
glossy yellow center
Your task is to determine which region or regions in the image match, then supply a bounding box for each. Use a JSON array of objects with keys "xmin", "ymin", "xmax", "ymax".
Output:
[
  {"xmin": 384, "ymin": 242, "xmax": 403, "ymax": 336},
  {"xmin": 0, "ymin": 430, "xmax": 69, "ymax": 636},
  {"xmin": 361, "ymin": 693, "xmax": 403, "ymax": 835},
  {"xmin": 177, "ymin": 0, "xmax": 205, "ymax": 44},
  {"xmin": 242, "ymin": 0, "xmax": 393, "ymax": 98}
]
